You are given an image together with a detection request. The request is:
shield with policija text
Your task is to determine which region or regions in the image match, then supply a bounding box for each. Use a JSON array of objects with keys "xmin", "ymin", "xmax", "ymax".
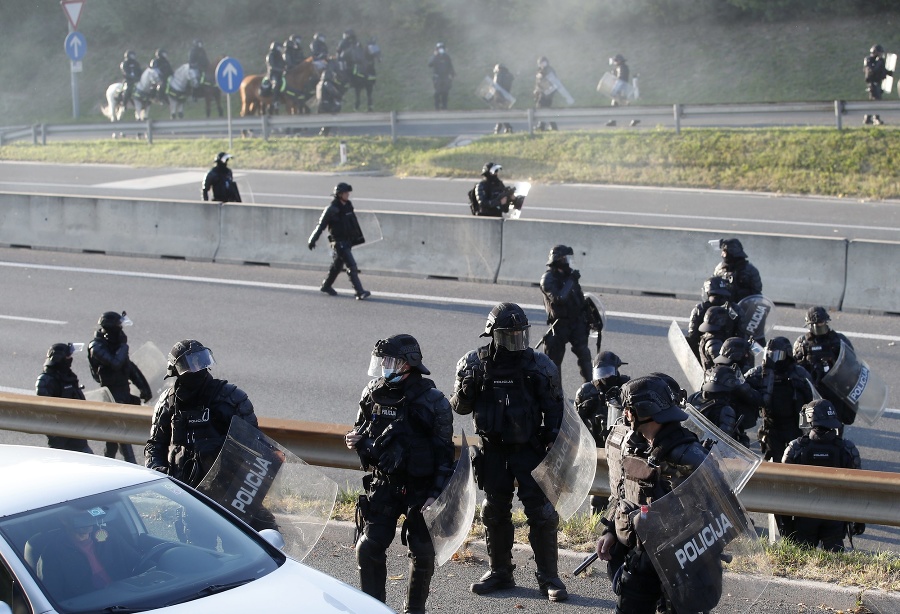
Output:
[
  {"xmin": 531, "ymin": 398, "xmax": 596, "ymax": 520},
  {"xmin": 422, "ymin": 432, "xmax": 477, "ymax": 566},
  {"xmin": 820, "ymin": 340, "xmax": 888, "ymax": 426},
  {"xmin": 635, "ymin": 448, "xmax": 771, "ymax": 614},
  {"xmin": 737, "ymin": 294, "xmax": 775, "ymax": 342},
  {"xmin": 197, "ymin": 416, "xmax": 338, "ymax": 561}
]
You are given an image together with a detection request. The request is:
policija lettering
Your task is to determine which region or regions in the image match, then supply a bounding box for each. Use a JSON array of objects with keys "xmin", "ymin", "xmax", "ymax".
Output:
[
  {"xmin": 674, "ymin": 512, "xmax": 735, "ymax": 569},
  {"xmin": 231, "ymin": 456, "xmax": 273, "ymax": 514}
]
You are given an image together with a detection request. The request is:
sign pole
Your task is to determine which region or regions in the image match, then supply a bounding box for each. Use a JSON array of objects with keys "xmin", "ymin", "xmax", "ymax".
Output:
[
  {"xmin": 227, "ymin": 93, "xmax": 233, "ymax": 150},
  {"xmin": 68, "ymin": 23, "xmax": 79, "ymax": 118}
]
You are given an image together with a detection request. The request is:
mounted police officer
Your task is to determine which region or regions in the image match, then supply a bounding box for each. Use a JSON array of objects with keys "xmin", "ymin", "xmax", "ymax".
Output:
[
  {"xmin": 746, "ymin": 336, "xmax": 813, "ymax": 461},
  {"xmin": 792, "ymin": 306, "xmax": 855, "ymax": 426},
  {"xmin": 575, "ymin": 350, "xmax": 630, "ymax": 514},
  {"xmin": 686, "ymin": 276, "xmax": 743, "ymax": 359},
  {"xmin": 596, "ymin": 375, "xmax": 710, "ymax": 614},
  {"xmin": 310, "ymin": 32, "xmax": 328, "ymax": 61},
  {"xmin": 265, "ymin": 40, "xmax": 287, "ymax": 107},
  {"xmin": 188, "ymin": 39, "xmax": 211, "ymax": 81},
  {"xmin": 152, "ymin": 48, "xmax": 174, "ymax": 85},
  {"xmin": 863, "ymin": 44, "xmax": 892, "ymax": 125},
  {"xmin": 540, "ymin": 244, "xmax": 592, "ymax": 383},
  {"xmin": 782, "ymin": 399, "xmax": 863, "ymax": 551},
  {"xmin": 451, "ymin": 302, "xmax": 568, "ymax": 602},
  {"xmin": 35, "ymin": 343, "xmax": 93, "ymax": 454},
  {"xmin": 201, "ymin": 151, "xmax": 241, "ymax": 202},
  {"xmin": 308, "ymin": 182, "xmax": 371, "ymax": 300},
  {"xmin": 712, "ymin": 238, "xmax": 762, "ymax": 302},
  {"xmin": 120, "ymin": 50, "xmax": 142, "ymax": 106},
  {"xmin": 88, "ymin": 311, "xmax": 152, "ymax": 463},
  {"xmin": 428, "ymin": 42, "xmax": 455, "ymax": 110},
  {"xmin": 346, "ymin": 334, "xmax": 454, "ymax": 614},
  {"xmin": 283, "ymin": 34, "xmax": 306, "ymax": 69}
]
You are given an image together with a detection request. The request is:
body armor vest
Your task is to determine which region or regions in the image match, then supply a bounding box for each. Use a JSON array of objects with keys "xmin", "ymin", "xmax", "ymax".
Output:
[
  {"xmin": 366, "ymin": 379, "xmax": 437, "ymax": 478},
  {"xmin": 171, "ymin": 380, "xmax": 229, "ymax": 450},
  {"xmin": 798, "ymin": 436, "xmax": 842, "ymax": 468},
  {"xmin": 768, "ymin": 376, "xmax": 799, "ymax": 425},
  {"xmin": 474, "ymin": 352, "xmax": 539, "ymax": 445}
]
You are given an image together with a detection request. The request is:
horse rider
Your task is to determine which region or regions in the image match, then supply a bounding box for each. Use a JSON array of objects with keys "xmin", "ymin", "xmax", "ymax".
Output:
[
  {"xmin": 188, "ymin": 38, "xmax": 211, "ymax": 82},
  {"xmin": 310, "ymin": 32, "xmax": 328, "ymax": 61},
  {"xmin": 283, "ymin": 34, "xmax": 306, "ymax": 70},
  {"xmin": 120, "ymin": 50, "xmax": 142, "ymax": 106},
  {"xmin": 265, "ymin": 41, "xmax": 287, "ymax": 110},
  {"xmin": 153, "ymin": 48, "xmax": 174, "ymax": 84}
]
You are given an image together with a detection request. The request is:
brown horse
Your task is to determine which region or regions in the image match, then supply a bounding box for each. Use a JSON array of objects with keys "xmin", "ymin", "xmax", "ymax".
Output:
[
  {"xmin": 240, "ymin": 58, "xmax": 318, "ymax": 116},
  {"xmin": 196, "ymin": 56, "xmax": 225, "ymax": 118}
]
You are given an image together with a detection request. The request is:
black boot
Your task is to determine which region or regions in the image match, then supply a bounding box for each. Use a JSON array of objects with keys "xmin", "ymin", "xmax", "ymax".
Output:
[
  {"xmin": 471, "ymin": 522, "xmax": 516, "ymax": 594},
  {"xmin": 349, "ymin": 269, "xmax": 370, "ymax": 300},
  {"xmin": 530, "ymin": 520, "xmax": 568, "ymax": 602},
  {"xmin": 356, "ymin": 535, "xmax": 387, "ymax": 602},
  {"xmin": 404, "ymin": 555, "xmax": 434, "ymax": 614}
]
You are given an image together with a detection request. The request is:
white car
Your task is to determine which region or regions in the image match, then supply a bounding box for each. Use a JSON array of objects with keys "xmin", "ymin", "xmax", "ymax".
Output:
[{"xmin": 0, "ymin": 446, "xmax": 393, "ymax": 614}]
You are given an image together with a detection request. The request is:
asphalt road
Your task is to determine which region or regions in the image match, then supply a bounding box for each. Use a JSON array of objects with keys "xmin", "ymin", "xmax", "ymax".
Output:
[{"xmin": 3, "ymin": 161, "xmax": 900, "ymax": 240}]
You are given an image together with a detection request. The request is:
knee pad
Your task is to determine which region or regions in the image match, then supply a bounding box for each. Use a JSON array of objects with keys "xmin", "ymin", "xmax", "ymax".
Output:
[
  {"xmin": 481, "ymin": 496, "xmax": 513, "ymax": 528},
  {"xmin": 526, "ymin": 501, "xmax": 559, "ymax": 529},
  {"xmin": 356, "ymin": 532, "xmax": 389, "ymax": 566}
]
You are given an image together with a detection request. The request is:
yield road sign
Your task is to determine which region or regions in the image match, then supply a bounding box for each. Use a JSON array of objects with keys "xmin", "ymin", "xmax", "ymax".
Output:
[
  {"xmin": 61, "ymin": 0, "xmax": 85, "ymax": 30},
  {"xmin": 64, "ymin": 31, "xmax": 86, "ymax": 61},
  {"xmin": 216, "ymin": 57, "xmax": 244, "ymax": 94}
]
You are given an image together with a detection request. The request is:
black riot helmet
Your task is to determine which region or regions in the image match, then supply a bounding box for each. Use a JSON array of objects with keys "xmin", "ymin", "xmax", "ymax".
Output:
[
  {"xmin": 215, "ymin": 151, "xmax": 232, "ymax": 165},
  {"xmin": 871, "ymin": 44, "xmax": 885, "ymax": 55},
  {"xmin": 269, "ymin": 40, "xmax": 283, "ymax": 52},
  {"xmin": 593, "ymin": 350, "xmax": 626, "ymax": 382},
  {"xmin": 343, "ymin": 29, "xmax": 356, "ymax": 40},
  {"xmin": 44, "ymin": 342, "xmax": 82, "ymax": 368},
  {"xmin": 124, "ymin": 50, "xmax": 136, "ymax": 60},
  {"xmin": 765, "ymin": 336, "xmax": 793, "ymax": 367},
  {"xmin": 805, "ymin": 306, "xmax": 831, "ymax": 336},
  {"xmin": 289, "ymin": 34, "xmax": 302, "ymax": 46},
  {"xmin": 612, "ymin": 54, "xmax": 625, "ymax": 63},
  {"xmin": 368, "ymin": 333, "xmax": 430, "ymax": 380},
  {"xmin": 98, "ymin": 311, "xmax": 131, "ymax": 332},
  {"xmin": 546, "ymin": 244, "xmax": 574, "ymax": 267},
  {"xmin": 702, "ymin": 365, "xmax": 741, "ymax": 394},
  {"xmin": 621, "ymin": 376, "xmax": 688, "ymax": 424},
  {"xmin": 493, "ymin": 63, "xmax": 506, "ymax": 74},
  {"xmin": 166, "ymin": 339, "xmax": 215, "ymax": 379},
  {"xmin": 714, "ymin": 337, "xmax": 751, "ymax": 366},
  {"xmin": 647, "ymin": 371, "xmax": 687, "ymax": 405},
  {"xmin": 481, "ymin": 302, "xmax": 530, "ymax": 352},
  {"xmin": 155, "ymin": 48, "xmax": 168, "ymax": 60},
  {"xmin": 537, "ymin": 56, "xmax": 549, "ymax": 68},
  {"xmin": 333, "ymin": 182, "xmax": 353, "ymax": 196},
  {"xmin": 699, "ymin": 305, "xmax": 730, "ymax": 333},
  {"xmin": 149, "ymin": 59, "xmax": 160, "ymax": 69},
  {"xmin": 192, "ymin": 39, "xmax": 203, "ymax": 48},
  {"xmin": 719, "ymin": 238, "xmax": 747, "ymax": 260},
  {"xmin": 804, "ymin": 399, "xmax": 842, "ymax": 429},
  {"xmin": 702, "ymin": 276, "xmax": 732, "ymax": 304},
  {"xmin": 482, "ymin": 162, "xmax": 502, "ymax": 177}
]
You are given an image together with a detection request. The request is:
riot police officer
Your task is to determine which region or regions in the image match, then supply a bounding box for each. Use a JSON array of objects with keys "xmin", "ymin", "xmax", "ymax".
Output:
[
  {"xmin": 152, "ymin": 48, "xmax": 174, "ymax": 85},
  {"xmin": 450, "ymin": 302, "xmax": 568, "ymax": 602},
  {"xmin": 88, "ymin": 311, "xmax": 152, "ymax": 463},
  {"xmin": 533, "ymin": 56, "xmax": 559, "ymax": 131},
  {"xmin": 310, "ymin": 32, "xmax": 328, "ymax": 61},
  {"xmin": 283, "ymin": 34, "xmax": 306, "ymax": 69},
  {"xmin": 308, "ymin": 182, "xmax": 371, "ymax": 299},
  {"xmin": 686, "ymin": 276, "xmax": 743, "ymax": 358},
  {"xmin": 792, "ymin": 306, "xmax": 855, "ymax": 425},
  {"xmin": 714, "ymin": 336, "xmax": 755, "ymax": 374},
  {"xmin": 145, "ymin": 340, "xmax": 257, "ymax": 487},
  {"xmin": 346, "ymin": 335, "xmax": 454, "ymax": 614},
  {"xmin": 713, "ymin": 238, "xmax": 762, "ymax": 302},
  {"xmin": 540, "ymin": 244, "xmax": 592, "ymax": 383},
  {"xmin": 782, "ymin": 399, "xmax": 863, "ymax": 551},
  {"xmin": 596, "ymin": 375, "xmax": 709, "ymax": 614},
  {"xmin": 492, "ymin": 63, "xmax": 515, "ymax": 134},
  {"xmin": 609, "ymin": 54, "xmax": 630, "ymax": 107},
  {"xmin": 575, "ymin": 351, "xmax": 630, "ymax": 514},
  {"xmin": 120, "ymin": 50, "xmax": 142, "ymax": 106},
  {"xmin": 265, "ymin": 40, "xmax": 287, "ymax": 107},
  {"xmin": 746, "ymin": 336, "xmax": 813, "ymax": 461},
  {"xmin": 428, "ymin": 43, "xmax": 455, "ymax": 110},
  {"xmin": 188, "ymin": 39, "xmax": 211, "ymax": 80},
  {"xmin": 688, "ymin": 365, "xmax": 739, "ymax": 438},
  {"xmin": 35, "ymin": 343, "xmax": 93, "ymax": 454},
  {"xmin": 201, "ymin": 152, "xmax": 242, "ymax": 202},
  {"xmin": 469, "ymin": 162, "xmax": 511, "ymax": 217},
  {"xmin": 863, "ymin": 44, "xmax": 892, "ymax": 125},
  {"xmin": 697, "ymin": 306, "xmax": 733, "ymax": 371}
]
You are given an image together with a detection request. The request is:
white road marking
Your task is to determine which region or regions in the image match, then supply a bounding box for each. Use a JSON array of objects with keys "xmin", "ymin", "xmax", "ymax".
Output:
[
  {"xmin": 92, "ymin": 172, "xmax": 206, "ymax": 190},
  {"xmin": 0, "ymin": 314, "xmax": 66, "ymax": 325},
  {"xmin": 0, "ymin": 386, "xmax": 33, "ymax": 395}
]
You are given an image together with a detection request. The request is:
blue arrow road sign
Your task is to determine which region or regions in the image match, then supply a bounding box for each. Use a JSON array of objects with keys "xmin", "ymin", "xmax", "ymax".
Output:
[
  {"xmin": 64, "ymin": 31, "xmax": 86, "ymax": 61},
  {"xmin": 216, "ymin": 57, "xmax": 244, "ymax": 94}
]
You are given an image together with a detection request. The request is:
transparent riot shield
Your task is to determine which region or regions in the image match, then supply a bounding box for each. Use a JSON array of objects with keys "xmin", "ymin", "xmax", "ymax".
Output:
[
  {"xmin": 596, "ymin": 71, "xmax": 618, "ymax": 97},
  {"xmin": 682, "ymin": 405, "xmax": 761, "ymax": 494},
  {"xmin": 883, "ymin": 53, "xmax": 898, "ymax": 94},
  {"xmin": 737, "ymin": 294, "xmax": 775, "ymax": 342},
  {"xmin": 531, "ymin": 398, "xmax": 596, "ymax": 520},
  {"xmin": 475, "ymin": 76, "xmax": 515, "ymax": 109},
  {"xmin": 635, "ymin": 449, "xmax": 770, "ymax": 614},
  {"xmin": 820, "ymin": 341, "xmax": 888, "ymax": 426},
  {"xmin": 667, "ymin": 320, "xmax": 705, "ymax": 393},
  {"xmin": 503, "ymin": 181, "xmax": 530, "ymax": 220},
  {"xmin": 84, "ymin": 387, "xmax": 115, "ymax": 403},
  {"xmin": 349, "ymin": 212, "xmax": 384, "ymax": 250},
  {"xmin": 130, "ymin": 341, "xmax": 168, "ymax": 401},
  {"xmin": 422, "ymin": 432, "xmax": 477, "ymax": 566},
  {"xmin": 546, "ymin": 73, "xmax": 574, "ymax": 105},
  {"xmin": 584, "ymin": 293, "xmax": 607, "ymax": 340},
  {"xmin": 798, "ymin": 379, "xmax": 823, "ymax": 429},
  {"xmin": 197, "ymin": 416, "xmax": 338, "ymax": 562}
]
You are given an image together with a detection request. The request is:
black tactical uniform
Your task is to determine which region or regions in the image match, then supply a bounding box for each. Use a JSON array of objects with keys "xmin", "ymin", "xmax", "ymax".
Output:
[
  {"xmin": 609, "ymin": 54, "xmax": 630, "ymax": 106},
  {"xmin": 188, "ymin": 39, "xmax": 210, "ymax": 79},
  {"xmin": 492, "ymin": 63, "xmax": 515, "ymax": 134},
  {"xmin": 451, "ymin": 303, "xmax": 568, "ymax": 602},
  {"xmin": 265, "ymin": 41, "xmax": 286, "ymax": 103},
  {"xmin": 308, "ymin": 182, "xmax": 370, "ymax": 300},
  {"xmin": 782, "ymin": 400, "xmax": 863, "ymax": 551},
  {"xmin": 697, "ymin": 306, "xmax": 734, "ymax": 371},
  {"xmin": 712, "ymin": 238, "xmax": 762, "ymax": 302},
  {"xmin": 533, "ymin": 56, "xmax": 559, "ymax": 131},
  {"xmin": 689, "ymin": 365, "xmax": 761, "ymax": 444},
  {"xmin": 792, "ymin": 307, "xmax": 855, "ymax": 425},
  {"xmin": 88, "ymin": 311, "xmax": 151, "ymax": 463},
  {"xmin": 598, "ymin": 376, "xmax": 710, "ymax": 614},
  {"xmin": 686, "ymin": 276, "xmax": 744, "ymax": 359},
  {"xmin": 201, "ymin": 152, "xmax": 242, "ymax": 202},
  {"xmin": 714, "ymin": 336, "xmax": 755, "ymax": 374},
  {"xmin": 469, "ymin": 162, "xmax": 511, "ymax": 217},
  {"xmin": 349, "ymin": 335, "xmax": 454, "ymax": 614},
  {"xmin": 540, "ymin": 244, "xmax": 592, "ymax": 383},
  {"xmin": 283, "ymin": 34, "xmax": 306, "ymax": 69},
  {"xmin": 336, "ymin": 29, "xmax": 359, "ymax": 67},
  {"xmin": 575, "ymin": 351, "xmax": 630, "ymax": 514},
  {"xmin": 120, "ymin": 51, "xmax": 142, "ymax": 105},
  {"xmin": 428, "ymin": 43, "xmax": 455, "ymax": 110},
  {"xmin": 310, "ymin": 33, "xmax": 328, "ymax": 61},
  {"xmin": 153, "ymin": 48, "xmax": 174, "ymax": 84},
  {"xmin": 864, "ymin": 44, "xmax": 892, "ymax": 124},
  {"xmin": 745, "ymin": 337, "xmax": 813, "ymax": 461},
  {"xmin": 35, "ymin": 343, "xmax": 92, "ymax": 454}
]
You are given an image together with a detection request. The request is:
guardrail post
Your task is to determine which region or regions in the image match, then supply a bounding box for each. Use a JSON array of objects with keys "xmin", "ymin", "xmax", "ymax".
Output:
[
  {"xmin": 834, "ymin": 100, "xmax": 843, "ymax": 131},
  {"xmin": 41, "ymin": 124, "xmax": 47, "ymax": 146},
  {"xmin": 527, "ymin": 108, "xmax": 535, "ymax": 135},
  {"xmin": 390, "ymin": 111, "xmax": 397, "ymax": 143},
  {"xmin": 31, "ymin": 125, "xmax": 38, "ymax": 145},
  {"xmin": 146, "ymin": 119, "xmax": 153, "ymax": 145},
  {"xmin": 673, "ymin": 104, "xmax": 681, "ymax": 135},
  {"xmin": 262, "ymin": 115, "xmax": 269, "ymax": 141}
]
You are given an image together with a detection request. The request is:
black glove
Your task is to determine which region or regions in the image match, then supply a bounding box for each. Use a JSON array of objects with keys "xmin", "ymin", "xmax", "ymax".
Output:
[
  {"xmin": 377, "ymin": 445, "xmax": 406, "ymax": 474},
  {"xmin": 140, "ymin": 389, "xmax": 153, "ymax": 403},
  {"xmin": 572, "ymin": 270, "xmax": 581, "ymax": 281},
  {"xmin": 851, "ymin": 522, "xmax": 866, "ymax": 536},
  {"xmin": 459, "ymin": 369, "xmax": 482, "ymax": 400},
  {"xmin": 308, "ymin": 241, "xmax": 316, "ymax": 250}
]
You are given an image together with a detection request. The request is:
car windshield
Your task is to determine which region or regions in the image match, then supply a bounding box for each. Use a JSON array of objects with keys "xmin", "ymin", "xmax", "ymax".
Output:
[{"xmin": 0, "ymin": 478, "xmax": 282, "ymax": 614}]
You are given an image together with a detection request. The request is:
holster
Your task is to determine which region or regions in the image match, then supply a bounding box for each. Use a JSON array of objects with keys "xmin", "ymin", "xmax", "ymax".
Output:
[{"xmin": 470, "ymin": 444, "xmax": 485, "ymax": 490}]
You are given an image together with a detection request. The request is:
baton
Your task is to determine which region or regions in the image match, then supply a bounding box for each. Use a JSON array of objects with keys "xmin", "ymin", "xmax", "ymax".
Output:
[{"xmin": 572, "ymin": 552, "xmax": 598, "ymax": 576}]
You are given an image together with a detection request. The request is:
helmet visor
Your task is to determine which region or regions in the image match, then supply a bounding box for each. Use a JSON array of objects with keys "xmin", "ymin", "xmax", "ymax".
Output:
[
  {"xmin": 493, "ymin": 328, "xmax": 529, "ymax": 352},
  {"xmin": 367, "ymin": 355, "xmax": 408, "ymax": 379},
  {"xmin": 169, "ymin": 348, "xmax": 215, "ymax": 376},
  {"xmin": 767, "ymin": 349, "xmax": 787, "ymax": 363},
  {"xmin": 593, "ymin": 365, "xmax": 617, "ymax": 380},
  {"xmin": 810, "ymin": 323, "xmax": 830, "ymax": 336}
]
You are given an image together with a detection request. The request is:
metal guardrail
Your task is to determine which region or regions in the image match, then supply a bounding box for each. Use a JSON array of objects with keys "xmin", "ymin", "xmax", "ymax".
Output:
[
  {"xmin": 0, "ymin": 392, "xmax": 897, "ymax": 526},
  {"xmin": 6, "ymin": 100, "xmax": 900, "ymax": 145}
]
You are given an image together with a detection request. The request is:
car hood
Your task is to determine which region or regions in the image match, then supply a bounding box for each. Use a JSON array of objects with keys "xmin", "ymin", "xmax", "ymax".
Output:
[{"xmin": 153, "ymin": 558, "xmax": 394, "ymax": 613}]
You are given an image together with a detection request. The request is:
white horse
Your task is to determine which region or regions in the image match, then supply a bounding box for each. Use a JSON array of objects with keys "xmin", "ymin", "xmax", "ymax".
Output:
[
  {"xmin": 101, "ymin": 67, "xmax": 160, "ymax": 122},
  {"xmin": 161, "ymin": 63, "xmax": 200, "ymax": 119}
]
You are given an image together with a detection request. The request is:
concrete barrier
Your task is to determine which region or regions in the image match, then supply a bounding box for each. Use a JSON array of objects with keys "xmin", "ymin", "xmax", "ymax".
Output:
[
  {"xmin": 0, "ymin": 192, "xmax": 219, "ymax": 259},
  {"xmin": 498, "ymin": 221, "xmax": 847, "ymax": 307},
  {"xmin": 844, "ymin": 239, "xmax": 900, "ymax": 314}
]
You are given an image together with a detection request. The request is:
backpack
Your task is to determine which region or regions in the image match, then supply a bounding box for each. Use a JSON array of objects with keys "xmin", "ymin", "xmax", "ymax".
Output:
[{"xmin": 468, "ymin": 185, "xmax": 479, "ymax": 215}]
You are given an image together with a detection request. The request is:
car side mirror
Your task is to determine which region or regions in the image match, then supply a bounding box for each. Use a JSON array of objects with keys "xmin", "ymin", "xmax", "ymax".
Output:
[{"xmin": 258, "ymin": 528, "xmax": 285, "ymax": 551}]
